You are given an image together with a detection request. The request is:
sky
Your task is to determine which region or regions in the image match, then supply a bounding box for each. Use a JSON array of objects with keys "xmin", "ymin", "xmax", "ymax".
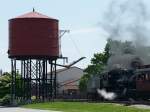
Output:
[{"xmin": 0, "ymin": 0, "xmax": 149, "ymax": 72}]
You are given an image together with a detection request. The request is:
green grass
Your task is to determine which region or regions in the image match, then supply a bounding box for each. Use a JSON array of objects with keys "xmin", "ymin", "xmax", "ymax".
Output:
[{"xmin": 22, "ymin": 102, "xmax": 150, "ymax": 112}]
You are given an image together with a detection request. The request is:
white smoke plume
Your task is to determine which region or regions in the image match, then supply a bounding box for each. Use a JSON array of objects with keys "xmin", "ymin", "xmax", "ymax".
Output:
[
  {"xmin": 101, "ymin": 0, "xmax": 149, "ymax": 43},
  {"xmin": 97, "ymin": 89, "xmax": 117, "ymax": 100},
  {"xmin": 100, "ymin": 0, "xmax": 150, "ymax": 69}
]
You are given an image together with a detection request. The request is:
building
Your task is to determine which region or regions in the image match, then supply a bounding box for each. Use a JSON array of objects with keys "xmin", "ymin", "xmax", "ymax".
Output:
[{"xmin": 56, "ymin": 67, "xmax": 84, "ymax": 98}]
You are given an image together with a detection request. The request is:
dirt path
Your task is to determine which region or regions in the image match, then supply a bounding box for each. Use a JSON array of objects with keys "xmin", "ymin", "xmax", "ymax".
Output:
[
  {"xmin": 0, "ymin": 107, "xmax": 61, "ymax": 112},
  {"xmin": 130, "ymin": 104, "xmax": 150, "ymax": 110}
]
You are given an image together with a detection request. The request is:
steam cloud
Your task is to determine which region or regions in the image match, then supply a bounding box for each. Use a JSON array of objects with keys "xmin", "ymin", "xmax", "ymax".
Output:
[
  {"xmin": 100, "ymin": 0, "xmax": 150, "ymax": 69},
  {"xmin": 97, "ymin": 89, "xmax": 117, "ymax": 100},
  {"xmin": 101, "ymin": 0, "xmax": 149, "ymax": 43}
]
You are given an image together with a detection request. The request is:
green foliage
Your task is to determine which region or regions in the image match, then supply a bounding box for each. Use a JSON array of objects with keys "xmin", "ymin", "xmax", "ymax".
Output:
[
  {"xmin": 79, "ymin": 73, "xmax": 90, "ymax": 91},
  {"xmin": 0, "ymin": 72, "xmax": 22, "ymax": 104},
  {"xmin": 84, "ymin": 41, "xmax": 110, "ymax": 75},
  {"xmin": 0, "ymin": 94, "xmax": 11, "ymax": 105},
  {"xmin": 0, "ymin": 72, "xmax": 11, "ymax": 98},
  {"xmin": 79, "ymin": 39, "xmax": 110, "ymax": 91},
  {"xmin": 0, "ymin": 73, "xmax": 12, "ymax": 105}
]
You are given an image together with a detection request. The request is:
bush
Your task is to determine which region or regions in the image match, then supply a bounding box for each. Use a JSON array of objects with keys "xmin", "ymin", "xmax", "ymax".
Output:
[{"xmin": 0, "ymin": 94, "xmax": 11, "ymax": 106}]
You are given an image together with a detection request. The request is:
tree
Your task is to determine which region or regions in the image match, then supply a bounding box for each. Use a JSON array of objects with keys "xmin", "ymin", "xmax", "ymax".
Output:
[
  {"xmin": 79, "ymin": 73, "xmax": 90, "ymax": 92},
  {"xmin": 0, "ymin": 72, "xmax": 12, "ymax": 98},
  {"xmin": 0, "ymin": 72, "xmax": 21, "ymax": 99},
  {"xmin": 79, "ymin": 39, "xmax": 110, "ymax": 91},
  {"xmin": 84, "ymin": 40, "xmax": 110, "ymax": 75}
]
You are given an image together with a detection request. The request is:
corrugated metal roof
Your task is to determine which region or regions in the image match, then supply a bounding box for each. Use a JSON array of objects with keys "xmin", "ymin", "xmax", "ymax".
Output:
[
  {"xmin": 56, "ymin": 66, "xmax": 83, "ymax": 74},
  {"xmin": 63, "ymin": 85, "xmax": 78, "ymax": 90},
  {"xmin": 14, "ymin": 11, "xmax": 56, "ymax": 19},
  {"xmin": 59, "ymin": 79, "xmax": 80, "ymax": 85}
]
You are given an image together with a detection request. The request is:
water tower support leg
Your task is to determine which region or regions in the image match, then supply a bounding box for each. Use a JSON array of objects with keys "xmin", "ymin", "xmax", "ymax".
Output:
[
  {"xmin": 54, "ymin": 60, "xmax": 57, "ymax": 98},
  {"xmin": 11, "ymin": 59, "xmax": 16, "ymax": 105},
  {"xmin": 50, "ymin": 60, "xmax": 53, "ymax": 99}
]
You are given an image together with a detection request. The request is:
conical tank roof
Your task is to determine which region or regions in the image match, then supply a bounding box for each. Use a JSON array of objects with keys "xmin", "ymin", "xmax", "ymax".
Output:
[{"xmin": 12, "ymin": 10, "xmax": 57, "ymax": 20}]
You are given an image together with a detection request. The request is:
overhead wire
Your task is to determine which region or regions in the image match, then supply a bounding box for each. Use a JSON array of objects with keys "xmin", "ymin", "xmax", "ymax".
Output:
[{"xmin": 68, "ymin": 35, "xmax": 84, "ymax": 58}]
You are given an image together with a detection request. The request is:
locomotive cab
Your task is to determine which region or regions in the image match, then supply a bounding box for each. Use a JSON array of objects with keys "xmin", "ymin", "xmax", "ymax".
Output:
[{"xmin": 135, "ymin": 65, "xmax": 150, "ymax": 92}]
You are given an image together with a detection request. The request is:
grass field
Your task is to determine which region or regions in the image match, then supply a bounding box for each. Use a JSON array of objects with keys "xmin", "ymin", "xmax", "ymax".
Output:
[{"xmin": 22, "ymin": 102, "xmax": 150, "ymax": 112}]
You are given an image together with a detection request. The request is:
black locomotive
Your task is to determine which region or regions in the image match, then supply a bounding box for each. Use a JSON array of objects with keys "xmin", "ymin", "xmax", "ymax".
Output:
[{"xmin": 87, "ymin": 56, "xmax": 150, "ymax": 100}]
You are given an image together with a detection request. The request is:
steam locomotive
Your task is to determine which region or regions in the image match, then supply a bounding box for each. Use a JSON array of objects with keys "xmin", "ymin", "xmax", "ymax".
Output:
[{"xmin": 87, "ymin": 55, "xmax": 150, "ymax": 100}]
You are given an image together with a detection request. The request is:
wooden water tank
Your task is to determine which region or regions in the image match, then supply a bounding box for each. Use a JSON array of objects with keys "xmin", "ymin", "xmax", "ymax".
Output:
[{"xmin": 8, "ymin": 11, "xmax": 59, "ymax": 59}]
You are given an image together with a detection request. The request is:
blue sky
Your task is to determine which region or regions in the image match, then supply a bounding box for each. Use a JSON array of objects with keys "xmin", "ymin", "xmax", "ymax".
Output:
[{"xmin": 0, "ymin": 0, "xmax": 149, "ymax": 72}]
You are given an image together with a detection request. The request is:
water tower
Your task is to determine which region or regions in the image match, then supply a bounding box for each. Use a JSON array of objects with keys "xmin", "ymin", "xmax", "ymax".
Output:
[{"xmin": 8, "ymin": 10, "xmax": 67, "ymax": 102}]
